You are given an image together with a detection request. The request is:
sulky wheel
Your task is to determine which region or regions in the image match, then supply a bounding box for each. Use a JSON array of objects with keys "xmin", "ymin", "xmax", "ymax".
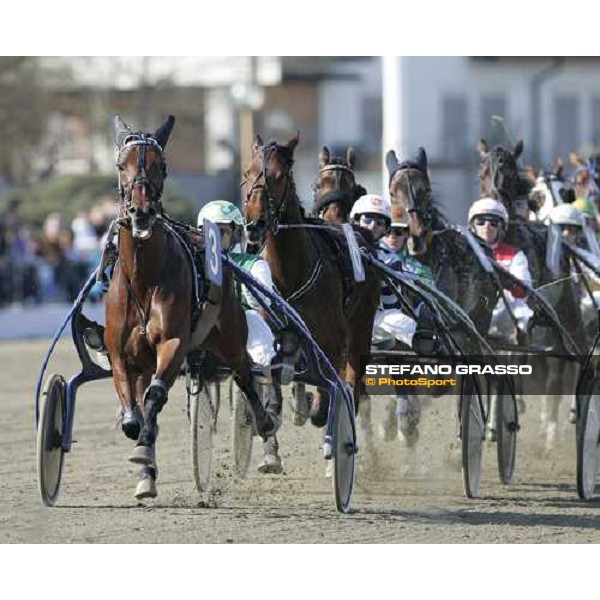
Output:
[
  {"xmin": 461, "ymin": 375, "xmax": 485, "ymax": 499},
  {"xmin": 190, "ymin": 374, "xmax": 219, "ymax": 495},
  {"xmin": 332, "ymin": 386, "xmax": 356, "ymax": 513},
  {"xmin": 37, "ymin": 373, "xmax": 67, "ymax": 507},
  {"xmin": 577, "ymin": 389, "xmax": 600, "ymax": 499},
  {"xmin": 495, "ymin": 376, "xmax": 518, "ymax": 485},
  {"xmin": 231, "ymin": 379, "xmax": 253, "ymax": 477}
]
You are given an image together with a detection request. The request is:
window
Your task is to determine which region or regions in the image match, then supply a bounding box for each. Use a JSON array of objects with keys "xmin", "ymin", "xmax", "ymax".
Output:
[
  {"xmin": 441, "ymin": 95, "xmax": 468, "ymax": 159},
  {"xmin": 553, "ymin": 96, "xmax": 580, "ymax": 159}
]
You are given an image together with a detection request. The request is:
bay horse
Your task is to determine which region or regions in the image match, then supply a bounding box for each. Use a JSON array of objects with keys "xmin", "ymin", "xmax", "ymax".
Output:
[
  {"xmin": 106, "ymin": 116, "xmax": 276, "ymax": 499},
  {"xmin": 478, "ymin": 139, "xmax": 586, "ymax": 452},
  {"xmin": 313, "ymin": 146, "xmax": 367, "ymax": 223},
  {"xmin": 243, "ymin": 133, "xmax": 380, "ymax": 432},
  {"xmin": 385, "ymin": 147, "xmax": 499, "ymax": 336}
]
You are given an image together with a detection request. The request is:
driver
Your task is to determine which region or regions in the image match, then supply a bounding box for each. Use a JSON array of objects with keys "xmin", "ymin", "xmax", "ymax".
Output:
[
  {"xmin": 468, "ymin": 197, "xmax": 533, "ymax": 342},
  {"xmin": 350, "ymin": 194, "xmax": 422, "ymax": 447},
  {"xmin": 197, "ymin": 200, "xmax": 283, "ymax": 474}
]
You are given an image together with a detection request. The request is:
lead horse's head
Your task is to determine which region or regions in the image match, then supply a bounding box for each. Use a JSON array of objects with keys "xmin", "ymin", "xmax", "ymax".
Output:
[
  {"xmin": 243, "ymin": 132, "xmax": 299, "ymax": 246},
  {"xmin": 386, "ymin": 147, "xmax": 434, "ymax": 256},
  {"xmin": 115, "ymin": 115, "xmax": 175, "ymax": 239}
]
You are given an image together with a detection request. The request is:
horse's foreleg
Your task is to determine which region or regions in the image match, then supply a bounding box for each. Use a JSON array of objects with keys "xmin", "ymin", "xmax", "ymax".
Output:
[
  {"xmin": 131, "ymin": 337, "xmax": 188, "ymax": 463},
  {"xmin": 109, "ymin": 356, "xmax": 143, "ymax": 440}
]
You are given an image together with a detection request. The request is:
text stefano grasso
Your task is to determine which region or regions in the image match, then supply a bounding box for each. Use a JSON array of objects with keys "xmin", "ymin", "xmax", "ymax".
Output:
[{"xmin": 364, "ymin": 364, "xmax": 532, "ymax": 376}]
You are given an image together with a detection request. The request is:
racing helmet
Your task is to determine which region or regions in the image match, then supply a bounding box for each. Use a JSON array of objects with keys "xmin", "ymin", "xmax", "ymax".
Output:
[
  {"xmin": 197, "ymin": 200, "xmax": 245, "ymax": 227},
  {"xmin": 549, "ymin": 203, "xmax": 583, "ymax": 228},
  {"xmin": 349, "ymin": 194, "xmax": 391, "ymax": 223},
  {"xmin": 468, "ymin": 197, "xmax": 509, "ymax": 226},
  {"xmin": 573, "ymin": 197, "xmax": 597, "ymax": 220}
]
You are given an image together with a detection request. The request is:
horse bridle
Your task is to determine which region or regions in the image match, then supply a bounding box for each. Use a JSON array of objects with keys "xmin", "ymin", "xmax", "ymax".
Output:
[
  {"xmin": 392, "ymin": 168, "xmax": 433, "ymax": 227},
  {"xmin": 117, "ymin": 134, "xmax": 166, "ymax": 220},
  {"xmin": 481, "ymin": 150, "xmax": 524, "ymax": 219},
  {"xmin": 314, "ymin": 163, "xmax": 355, "ymax": 192},
  {"xmin": 244, "ymin": 143, "xmax": 293, "ymax": 237}
]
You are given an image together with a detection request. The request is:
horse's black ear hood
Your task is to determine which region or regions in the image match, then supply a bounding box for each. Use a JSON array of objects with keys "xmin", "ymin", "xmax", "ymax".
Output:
[
  {"xmin": 387, "ymin": 147, "xmax": 428, "ymax": 181},
  {"xmin": 115, "ymin": 115, "xmax": 132, "ymax": 148},
  {"xmin": 153, "ymin": 115, "xmax": 175, "ymax": 149},
  {"xmin": 386, "ymin": 150, "xmax": 399, "ymax": 180},
  {"xmin": 416, "ymin": 147, "xmax": 428, "ymax": 173}
]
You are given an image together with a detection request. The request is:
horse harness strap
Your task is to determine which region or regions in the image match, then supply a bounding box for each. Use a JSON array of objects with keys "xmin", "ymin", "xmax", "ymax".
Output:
[
  {"xmin": 278, "ymin": 222, "xmax": 358, "ymax": 305},
  {"xmin": 285, "ymin": 258, "xmax": 324, "ymax": 304},
  {"xmin": 162, "ymin": 221, "xmax": 204, "ymax": 330},
  {"xmin": 118, "ymin": 135, "xmax": 165, "ymax": 209}
]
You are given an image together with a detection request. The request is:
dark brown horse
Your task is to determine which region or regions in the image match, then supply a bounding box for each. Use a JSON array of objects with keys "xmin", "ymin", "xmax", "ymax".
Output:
[
  {"xmin": 105, "ymin": 116, "xmax": 276, "ymax": 499},
  {"xmin": 243, "ymin": 133, "xmax": 380, "ymax": 426},
  {"xmin": 479, "ymin": 139, "xmax": 587, "ymax": 451},
  {"xmin": 312, "ymin": 146, "xmax": 366, "ymax": 223},
  {"xmin": 386, "ymin": 147, "xmax": 499, "ymax": 335}
]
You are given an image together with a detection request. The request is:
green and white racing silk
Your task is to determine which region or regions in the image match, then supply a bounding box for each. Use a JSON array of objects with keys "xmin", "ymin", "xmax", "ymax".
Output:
[
  {"xmin": 230, "ymin": 252, "xmax": 273, "ymax": 310},
  {"xmin": 398, "ymin": 248, "xmax": 434, "ymax": 285}
]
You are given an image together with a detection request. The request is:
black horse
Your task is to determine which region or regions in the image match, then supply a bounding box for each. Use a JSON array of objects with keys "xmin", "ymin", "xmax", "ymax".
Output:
[
  {"xmin": 386, "ymin": 147, "xmax": 499, "ymax": 336},
  {"xmin": 479, "ymin": 139, "xmax": 587, "ymax": 452}
]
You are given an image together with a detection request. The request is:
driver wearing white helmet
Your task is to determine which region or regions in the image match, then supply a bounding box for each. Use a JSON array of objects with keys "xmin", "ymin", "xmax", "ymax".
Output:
[
  {"xmin": 197, "ymin": 200, "xmax": 283, "ymax": 474},
  {"xmin": 468, "ymin": 197, "xmax": 533, "ymax": 341},
  {"xmin": 351, "ymin": 194, "xmax": 421, "ymax": 447},
  {"xmin": 549, "ymin": 203, "xmax": 585, "ymax": 246},
  {"xmin": 351, "ymin": 194, "xmax": 417, "ymax": 347},
  {"xmin": 549, "ymin": 202, "xmax": 600, "ymax": 330}
]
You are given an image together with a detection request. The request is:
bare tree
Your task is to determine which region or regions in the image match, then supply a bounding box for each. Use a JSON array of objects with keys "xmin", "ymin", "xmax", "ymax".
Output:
[{"xmin": 0, "ymin": 58, "xmax": 69, "ymax": 186}]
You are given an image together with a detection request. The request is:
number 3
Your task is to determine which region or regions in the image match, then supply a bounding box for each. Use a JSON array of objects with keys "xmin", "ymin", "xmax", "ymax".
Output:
[{"xmin": 207, "ymin": 227, "xmax": 219, "ymax": 276}]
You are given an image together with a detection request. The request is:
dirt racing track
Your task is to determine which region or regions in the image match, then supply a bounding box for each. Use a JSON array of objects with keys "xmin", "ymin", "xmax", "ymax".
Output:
[{"xmin": 3, "ymin": 339, "xmax": 600, "ymax": 543}]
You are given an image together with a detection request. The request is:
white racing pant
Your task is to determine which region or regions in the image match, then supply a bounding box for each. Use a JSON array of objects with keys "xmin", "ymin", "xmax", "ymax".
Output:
[
  {"xmin": 245, "ymin": 309, "xmax": 276, "ymax": 366},
  {"xmin": 490, "ymin": 299, "xmax": 533, "ymax": 338},
  {"xmin": 372, "ymin": 309, "xmax": 417, "ymax": 347}
]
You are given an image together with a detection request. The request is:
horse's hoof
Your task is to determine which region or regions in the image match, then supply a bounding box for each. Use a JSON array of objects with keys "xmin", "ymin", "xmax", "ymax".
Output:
[
  {"xmin": 135, "ymin": 476, "xmax": 157, "ymax": 500},
  {"xmin": 129, "ymin": 445, "xmax": 156, "ymax": 467},
  {"xmin": 292, "ymin": 391, "xmax": 312, "ymax": 427},
  {"xmin": 257, "ymin": 437, "xmax": 283, "ymax": 474},
  {"xmin": 122, "ymin": 413, "xmax": 141, "ymax": 440},
  {"xmin": 310, "ymin": 395, "xmax": 329, "ymax": 428}
]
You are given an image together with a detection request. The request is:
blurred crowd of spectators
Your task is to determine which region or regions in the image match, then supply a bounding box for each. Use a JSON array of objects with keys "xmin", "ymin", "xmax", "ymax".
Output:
[{"xmin": 0, "ymin": 199, "xmax": 118, "ymax": 306}]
